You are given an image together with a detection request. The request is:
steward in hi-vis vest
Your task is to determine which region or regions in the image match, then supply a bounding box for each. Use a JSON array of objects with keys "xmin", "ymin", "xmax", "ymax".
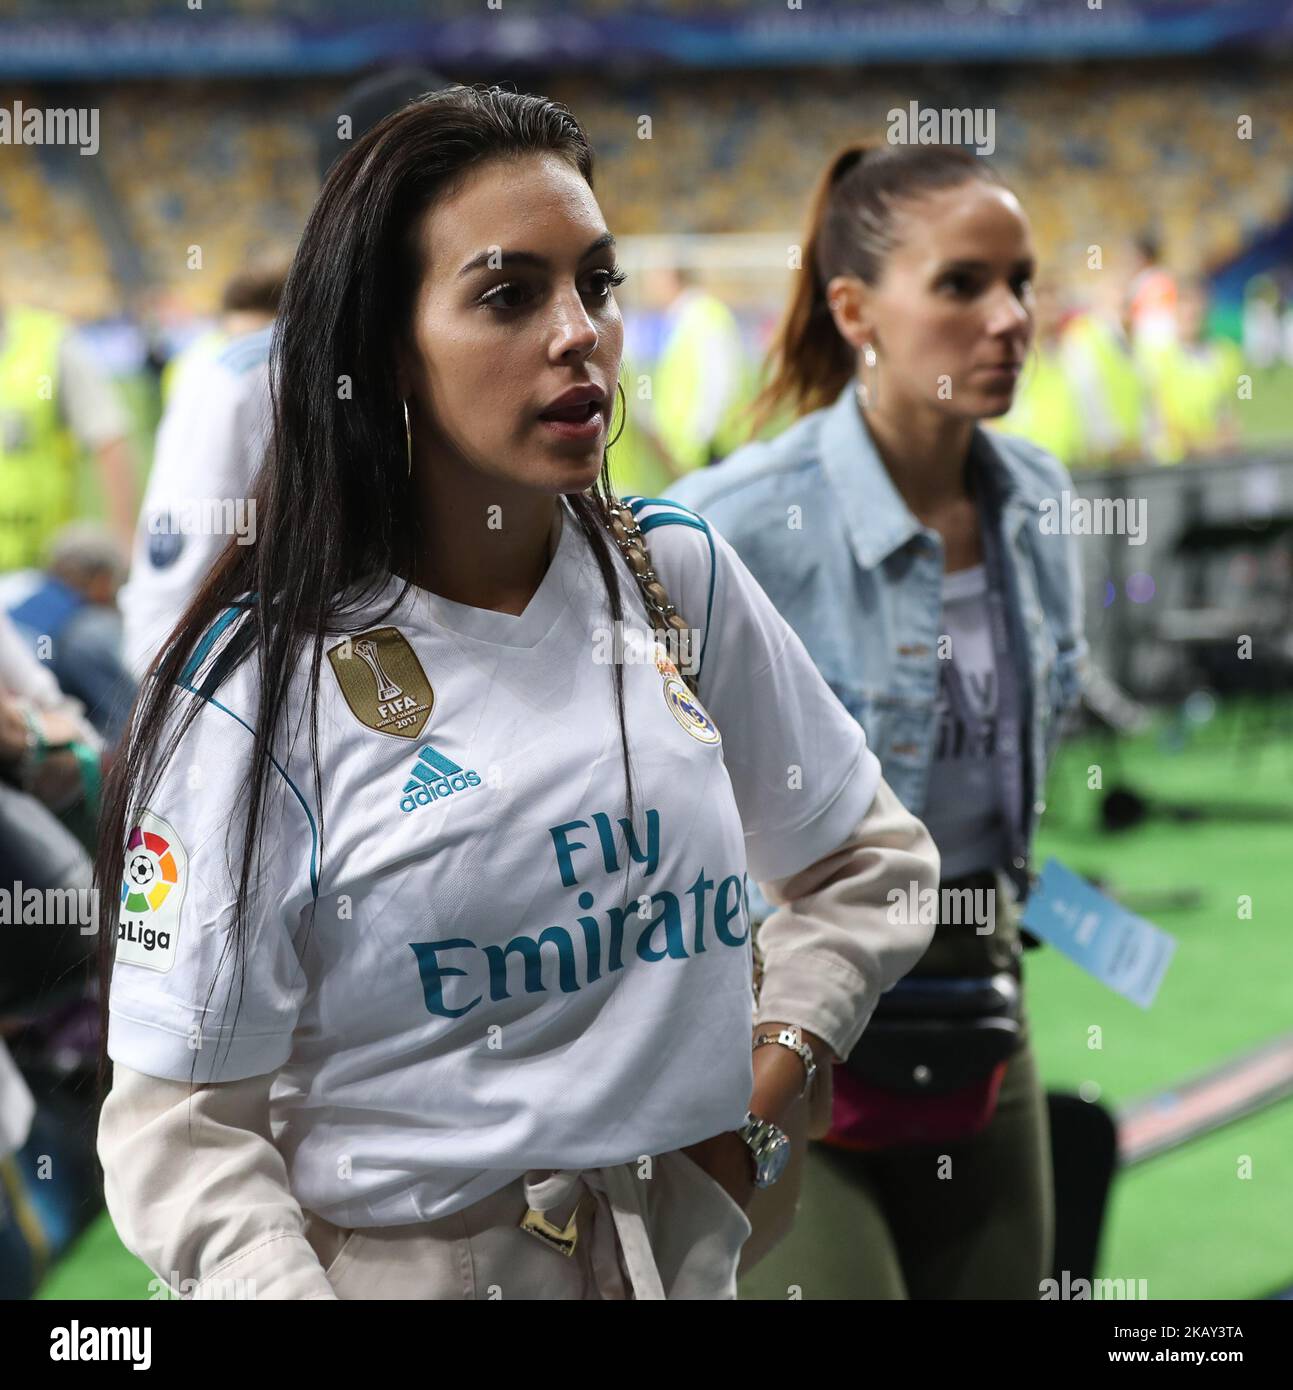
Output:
[{"xmin": 0, "ymin": 302, "xmax": 134, "ymax": 570}]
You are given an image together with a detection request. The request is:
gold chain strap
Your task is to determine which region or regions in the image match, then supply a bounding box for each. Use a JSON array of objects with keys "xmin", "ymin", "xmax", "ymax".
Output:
[
  {"xmin": 602, "ymin": 497, "xmax": 700, "ymax": 698},
  {"xmin": 601, "ymin": 495, "xmax": 766, "ymax": 999}
]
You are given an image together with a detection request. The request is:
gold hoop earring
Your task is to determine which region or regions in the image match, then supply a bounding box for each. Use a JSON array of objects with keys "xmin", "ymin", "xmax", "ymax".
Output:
[
  {"xmin": 403, "ymin": 399, "xmax": 412, "ymax": 478},
  {"xmin": 606, "ymin": 379, "xmax": 628, "ymax": 454},
  {"xmin": 856, "ymin": 342, "xmax": 878, "ymax": 410}
]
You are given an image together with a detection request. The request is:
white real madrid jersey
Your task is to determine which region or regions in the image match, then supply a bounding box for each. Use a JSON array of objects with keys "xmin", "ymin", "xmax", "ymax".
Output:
[
  {"xmin": 119, "ymin": 327, "xmax": 272, "ymax": 680},
  {"xmin": 107, "ymin": 494, "xmax": 881, "ymax": 1226}
]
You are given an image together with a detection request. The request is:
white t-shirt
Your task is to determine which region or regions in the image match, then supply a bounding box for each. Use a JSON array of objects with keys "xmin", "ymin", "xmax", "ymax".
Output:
[
  {"xmin": 106, "ymin": 494, "xmax": 880, "ymax": 1226},
  {"xmin": 921, "ymin": 563, "xmax": 1009, "ymax": 880},
  {"xmin": 119, "ymin": 327, "xmax": 271, "ymax": 680}
]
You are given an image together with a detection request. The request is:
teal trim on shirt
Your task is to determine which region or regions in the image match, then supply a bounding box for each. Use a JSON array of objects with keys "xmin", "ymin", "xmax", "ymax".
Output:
[
  {"xmin": 179, "ymin": 603, "xmax": 243, "ymax": 686},
  {"xmin": 177, "ymin": 603, "xmax": 318, "ymax": 899}
]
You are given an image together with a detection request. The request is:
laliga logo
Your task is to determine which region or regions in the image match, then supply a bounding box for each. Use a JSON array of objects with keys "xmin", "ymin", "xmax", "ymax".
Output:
[{"xmin": 118, "ymin": 822, "xmax": 179, "ymax": 955}]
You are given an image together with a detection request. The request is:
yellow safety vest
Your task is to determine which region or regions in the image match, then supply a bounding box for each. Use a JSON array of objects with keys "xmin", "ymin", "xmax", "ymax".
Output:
[
  {"xmin": 993, "ymin": 347, "xmax": 1086, "ymax": 467},
  {"xmin": 607, "ymin": 355, "xmax": 673, "ymax": 500},
  {"xmin": 1144, "ymin": 338, "xmax": 1242, "ymax": 463},
  {"xmin": 0, "ymin": 306, "xmax": 78, "ymax": 570},
  {"xmin": 1065, "ymin": 313, "xmax": 1147, "ymax": 459},
  {"xmin": 653, "ymin": 294, "xmax": 754, "ymax": 477}
]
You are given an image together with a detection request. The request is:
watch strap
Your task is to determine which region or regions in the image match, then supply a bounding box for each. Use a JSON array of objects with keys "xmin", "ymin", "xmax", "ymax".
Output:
[{"xmin": 738, "ymin": 1111, "xmax": 790, "ymax": 1189}]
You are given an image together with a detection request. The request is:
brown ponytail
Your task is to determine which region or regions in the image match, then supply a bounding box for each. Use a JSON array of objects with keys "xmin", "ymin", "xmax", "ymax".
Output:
[{"xmin": 749, "ymin": 141, "xmax": 1001, "ymax": 435}]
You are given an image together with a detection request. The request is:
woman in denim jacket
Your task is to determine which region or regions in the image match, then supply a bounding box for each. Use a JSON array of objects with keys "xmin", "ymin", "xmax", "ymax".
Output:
[{"xmin": 668, "ymin": 144, "xmax": 1086, "ymax": 1299}]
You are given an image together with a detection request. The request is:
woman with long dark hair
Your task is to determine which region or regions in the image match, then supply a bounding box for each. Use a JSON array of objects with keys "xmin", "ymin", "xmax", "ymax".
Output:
[
  {"xmin": 672, "ymin": 143, "xmax": 1086, "ymax": 1298},
  {"xmin": 94, "ymin": 87, "xmax": 938, "ymax": 1300}
]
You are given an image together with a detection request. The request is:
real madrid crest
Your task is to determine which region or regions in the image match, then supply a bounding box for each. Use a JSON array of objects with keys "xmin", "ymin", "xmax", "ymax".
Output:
[
  {"xmin": 327, "ymin": 626, "xmax": 435, "ymax": 739},
  {"xmin": 654, "ymin": 643, "xmax": 720, "ymax": 745}
]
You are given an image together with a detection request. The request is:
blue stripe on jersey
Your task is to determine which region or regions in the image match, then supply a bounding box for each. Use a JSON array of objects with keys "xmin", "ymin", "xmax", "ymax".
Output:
[
  {"xmin": 179, "ymin": 603, "xmax": 244, "ymax": 685},
  {"xmin": 173, "ymin": 681, "xmax": 320, "ymax": 901},
  {"xmin": 636, "ymin": 512, "xmax": 706, "ymax": 536},
  {"xmin": 623, "ymin": 499, "xmax": 718, "ymax": 685},
  {"xmin": 177, "ymin": 601, "xmax": 318, "ymax": 899}
]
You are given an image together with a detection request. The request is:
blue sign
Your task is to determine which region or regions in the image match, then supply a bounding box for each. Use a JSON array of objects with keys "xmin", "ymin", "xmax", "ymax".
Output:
[
  {"xmin": 1, "ymin": 4, "xmax": 1289, "ymax": 78},
  {"xmin": 1021, "ymin": 858, "xmax": 1176, "ymax": 1009}
]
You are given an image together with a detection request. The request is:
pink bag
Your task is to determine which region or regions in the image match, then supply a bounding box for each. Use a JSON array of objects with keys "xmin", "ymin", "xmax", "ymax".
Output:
[{"xmin": 821, "ymin": 1059, "xmax": 1008, "ymax": 1151}]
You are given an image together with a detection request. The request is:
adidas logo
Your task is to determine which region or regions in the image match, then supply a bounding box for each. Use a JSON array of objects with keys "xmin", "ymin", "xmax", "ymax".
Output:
[{"xmin": 400, "ymin": 743, "xmax": 483, "ymax": 814}]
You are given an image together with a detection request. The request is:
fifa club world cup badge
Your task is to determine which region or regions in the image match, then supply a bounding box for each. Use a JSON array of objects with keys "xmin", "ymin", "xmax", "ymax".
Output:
[
  {"xmin": 327, "ymin": 627, "xmax": 435, "ymax": 739},
  {"xmin": 654, "ymin": 642, "xmax": 720, "ymax": 745}
]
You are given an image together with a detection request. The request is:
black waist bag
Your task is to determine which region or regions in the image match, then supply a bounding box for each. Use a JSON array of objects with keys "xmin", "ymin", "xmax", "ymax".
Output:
[
  {"xmin": 842, "ymin": 867, "xmax": 1029, "ymax": 1094},
  {"xmin": 844, "ymin": 970, "xmax": 1025, "ymax": 1094}
]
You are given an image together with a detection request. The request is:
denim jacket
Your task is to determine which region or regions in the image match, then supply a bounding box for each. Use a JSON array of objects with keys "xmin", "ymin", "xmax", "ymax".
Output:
[{"xmin": 667, "ymin": 383, "xmax": 1087, "ymax": 895}]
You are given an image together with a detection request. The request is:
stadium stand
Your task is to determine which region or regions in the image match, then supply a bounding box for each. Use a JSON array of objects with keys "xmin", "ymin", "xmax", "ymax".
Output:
[
  {"xmin": 3, "ymin": 61, "xmax": 1288, "ymax": 320},
  {"xmin": 93, "ymin": 83, "xmax": 321, "ymax": 315},
  {"xmin": 0, "ymin": 99, "xmax": 115, "ymax": 320}
]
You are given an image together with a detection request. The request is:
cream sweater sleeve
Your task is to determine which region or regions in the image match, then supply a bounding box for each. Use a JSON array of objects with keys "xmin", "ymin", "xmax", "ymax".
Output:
[
  {"xmin": 753, "ymin": 776, "xmax": 940, "ymax": 1066},
  {"xmin": 97, "ymin": 1062, "xmax": 339, "ymax": 1300}
]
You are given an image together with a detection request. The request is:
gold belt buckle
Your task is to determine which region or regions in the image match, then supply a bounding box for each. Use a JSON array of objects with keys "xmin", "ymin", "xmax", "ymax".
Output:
[{"xmin": 519, "ymin": 1194, "xmax": 584, "ymax": 1257}]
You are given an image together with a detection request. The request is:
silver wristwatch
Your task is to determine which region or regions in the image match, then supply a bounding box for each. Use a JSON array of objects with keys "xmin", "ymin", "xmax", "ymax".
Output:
[
  {"xmin": 753, "ymin": 1024, "xmax": 817, "ymax": 1100},
  {"xmin": 737, "ymin": 1111, "xmax": 791, "ymax": 1189}
]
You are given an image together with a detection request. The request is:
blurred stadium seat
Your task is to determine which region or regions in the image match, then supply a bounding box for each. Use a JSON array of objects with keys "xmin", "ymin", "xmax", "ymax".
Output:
[{"xmin": 1, "ymin": 62, "xmax": 1288, "ymax": 319}]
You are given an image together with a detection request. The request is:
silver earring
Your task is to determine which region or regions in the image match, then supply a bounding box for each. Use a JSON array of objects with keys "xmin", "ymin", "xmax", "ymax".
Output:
[
  {"xmin": 855, "ymin": 342, "xmax": 878, "ymax": 410},
  {"xmin": 403, "ymin": 399, "xmax": 412, "ymax": 478}
]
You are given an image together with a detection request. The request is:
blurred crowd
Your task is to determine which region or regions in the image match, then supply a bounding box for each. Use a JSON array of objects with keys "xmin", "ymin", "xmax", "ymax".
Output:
[
  {"xmin": 607, "ymin": 234, "xmax": 1263, "ymax": 504},
  {"xmin": 993, "ymin": 245, "xmax": 1251, "ymax": 470},
  {"xmin": 4, "ymin": 62, "xmax": 1291, "ymax": 324}
]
